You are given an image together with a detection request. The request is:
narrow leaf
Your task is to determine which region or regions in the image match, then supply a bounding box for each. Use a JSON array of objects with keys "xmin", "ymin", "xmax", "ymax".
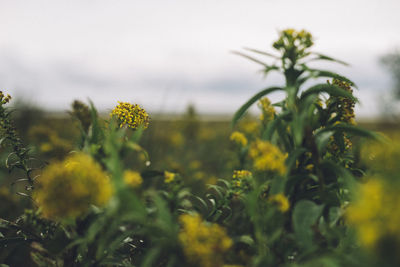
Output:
[
  {"xmin": 309, "ymin": 69, "xmax": 357, "ymax": 88},
  {"xmin": 232, "ymin": 86, "xmax": 282, "ymax": 127},
  {"xmin": 243, "ymin": 47, "xmax": 280, "ymax": 59},
  {"xmin": 309, "ymin": 52, "xmax": 349, "ymax": 66},
  {"xmin": 300, "ymin": 84, "xmax": 358, "ymax": 102},
  {"xmin": 232, "ymin": 51, "xmax": 268, "ymax": 67}
]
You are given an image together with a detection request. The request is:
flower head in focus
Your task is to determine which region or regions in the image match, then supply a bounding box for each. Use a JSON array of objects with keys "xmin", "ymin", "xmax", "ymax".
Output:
[{"xmin": 111, "ymin": 101, "xmax": 149, "ymax": 129}]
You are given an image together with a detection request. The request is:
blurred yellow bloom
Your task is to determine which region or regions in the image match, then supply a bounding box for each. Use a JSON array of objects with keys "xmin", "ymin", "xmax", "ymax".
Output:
[
  {"xmin": 249, "ymin": 139, "xmax": 287, "ymax": 175},
  {"xmin": 230, "ymin": 131, "xmax": 248, "ymax": 147},
  {"xmin": 169, "ymin": 131, "xmax": 184, "ymax": 146},
  {"xmin": 268, "ymin": 194, "xmax": 290, "ymax": 212},
  {"xmin": 111, "ymin": 101, "xmax": 149, "ymax": 129},
  {"xmin": 179, "ymin": 213, "xmax": 232, "ymax": 267},
  {"xmin": 258, "ymin": 97, "xmax": 275, "ymax": 122},
  {"xmin": 189, "ymin": 160, "xmax": 202, "ymax": 170},
  {"xmin": 33, "ymin": 153, "xmax": 113, "ymax": 220},
  {"xmin": 123, "ymin": 170, "xmax": 143, "ymax": 188},
  {"xmin": 164, "ymin": 171, "xmax": 176, "ymax": 183},
  {"xmin": 240, "ymin": 121, "xmax": 259, "ymax": 135},
  {"xmin": 346, "ymin": 177, "xmax": 400, "ymax": 249}
]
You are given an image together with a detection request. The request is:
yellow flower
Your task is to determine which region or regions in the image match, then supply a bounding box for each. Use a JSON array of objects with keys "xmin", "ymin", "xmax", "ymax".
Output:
[
  {"xmin": 123, "ymin": 170, "xmax": 143, "ymax": 188},
  {"xmin": 346, "ymin": 176, "xmax": 400, "ymax": 250},
  {"xmin": 0, "ymin": 91, "xmax": 11, "ymax": 105},
  {"xmin": 232, "ymin": 170, "xmax": 252, "ymax": 179},
  {"xmin": 230, "ymin": 131, "xmax": 248, "ymax": 147},
  {"xmin": 249, "ymin": 139, "xmax": 287, "ymax": 175},
  {"xmin": 258, "ymin": 97, "xmax": 275, "ymax": 122},
  {"xmin": 273, "ymin": 29, "xmax": 313, "ymax": 52},
  {"xmin": 169, "ymin": 131, "xmax": 184, "ymax": 147},
  {"xmin": 110, "ymin": 101, "xmax": 149, "ymax": 129},
  {"xmin": 33, "ymin": 153, "xmax": 113, "ymax": 220},
  {"xmin": 240, "ymin": 121, "xmax": 259, "ymax": 135},
  {"xmin": 268, "ymin": 194, "xmax": 290, "ymax": 212},
  {"xmin": 179, "ymin": 213, "xmax": 232, "ymax": 267},
  {"xmin": 164, "ymin": 171, "xmax": 176, "ymax": 183}
]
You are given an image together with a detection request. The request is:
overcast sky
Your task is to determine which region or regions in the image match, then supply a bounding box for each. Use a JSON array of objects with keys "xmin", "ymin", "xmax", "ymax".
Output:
[{"xmin": 1, "ymin": 0, "xmax": 399, "ymax": 118}]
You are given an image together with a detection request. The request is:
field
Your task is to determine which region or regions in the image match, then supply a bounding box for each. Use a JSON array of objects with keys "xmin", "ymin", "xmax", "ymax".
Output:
[{"xmin": 1, "ymin": 29, "xmax": 400, "ymax": 267}]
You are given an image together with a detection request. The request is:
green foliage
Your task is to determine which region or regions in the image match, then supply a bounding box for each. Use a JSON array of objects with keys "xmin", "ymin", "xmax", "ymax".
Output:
[{"xmin": 0, "ymin": 29, "xmax": 394, "ymax": 267}]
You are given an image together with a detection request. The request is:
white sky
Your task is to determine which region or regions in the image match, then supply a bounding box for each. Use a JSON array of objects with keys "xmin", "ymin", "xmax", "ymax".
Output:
[{"xmin": 1, "ymin": 0, "xmax": 399, "ymax": 118}]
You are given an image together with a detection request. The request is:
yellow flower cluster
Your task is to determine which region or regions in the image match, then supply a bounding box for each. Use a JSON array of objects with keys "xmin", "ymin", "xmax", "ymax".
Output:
[
  {"xmin": 164, "ymin": 171, "xmax": 176, "ymax": 183},
  {"xmin": 232, "ymin": 170, "xmax": 253, "ymax": 192},
  {"xmin": 33, "ymin": 153, "xmax": 113, "ymax": 220},
  {"xmin": 258, "ymin": 97, "xmax": 275, "ymax": 122},
  {"xmin": 230, "ymin": 131, "xmax": 248, "ymax": 147},
  {"xmin": 123, "ymin": 170, "xmax": 143, "ymax": 188},
  {"xmin": 347, "ymin": 140, "xmax": 400, "ymax": 251},
  {"xmin": 268, "ymin": 193, "xmax": 290, "ymax": 213},
  {"xmin": 111, "ymin": 101, "xmax": 149, "ymax": 129},
  {"xmin": 273, "ymin": 29, "xmax": 313, "ymax": 57},
  {"xmin": 179, "ymin": 213, "xmax": 232, "ymax": 267},
  {"xmin": 346, "ymin": 178, "xmax": 400, "ymax": 248},
  {"xmin": 249, "ymin": 139, "xmax": 287, "ymax": 175},
  {"xmin": 233, "ymin": 170, "xmax": 252, "ymax": 179},
  {"xmin": 0, "ymin": 91, "xmax": 11, "ymax": 105}
]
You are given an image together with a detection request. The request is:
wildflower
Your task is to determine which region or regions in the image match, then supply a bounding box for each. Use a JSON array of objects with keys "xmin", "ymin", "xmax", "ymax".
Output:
[
  {"xmin": 232, "ymin": 170, "xmax": 253, "ymax": 193},
  {"xmin": 268, "ymin": 194, "xmax": 290, "ymax": 212},
  {"xmin": 273, "ymin": 29, "xmax": 313, "ymax": 57},
  {"xmin": 123, "ymin": 170, "xmax": 143, "ymax": 188},
  {"xmin": 169, "ymin": 131, "xmax": 184, "ymax": 147},
  {"xmin": 249, "ymin": 139, "xmax": 287, "ymax": 175},
  {"xmin": 346, "ymin": 178, "xmax": 385, "ymax": 247},
  {"xmin": 258, "ymin": 97, "xmax": 275, "ymax": 122},
  {"xmin": 179, "ymin": 213, "xmax": 232, "ymax": 267},
  {"xmin": 164, "ymin": 171, "xmax": 176, "ymax": 183},
  {"xmin": 33, "ymin": 153, "xmax": 113, "ymax": 220},
  {"xmin": 239, "ymin": 121, "xmax": 259, "ymax": 135},
  {"xmin": 230, "ymin": 131, "xmax": 248, "ymax": 147},
  {"xmin": 110, "ymin": 101, "xmax": 149, "ymax": 129},
  {"xmin": 189, "ymin": 160, "xmax": 202, "ymax": 170},
  {"xmin": 232, "ymin": 170, "xmax": 252, "ymax": 179}
]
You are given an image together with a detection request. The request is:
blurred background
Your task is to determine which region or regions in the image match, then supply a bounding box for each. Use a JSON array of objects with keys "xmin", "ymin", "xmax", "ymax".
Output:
[{"xmin": 1, "ymin": 0, "xmax": 399, "ymax": 119}]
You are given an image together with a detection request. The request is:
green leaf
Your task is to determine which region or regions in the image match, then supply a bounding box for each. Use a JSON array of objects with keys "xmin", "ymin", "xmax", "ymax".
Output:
[
  {"xmin": 316, "ymin": 130, "xmax": 335, "ymax": 154},
  {"xmin": 141, "ymin": 247, "xmax": 161, "ymax": 267},
  {"xmin": 293, "ymin": 200, "xmax": 324, "ymax": 251},
  {"xmin": 309, "ymin": 52, "xmax": 349, "ymax": 66},
  {"xmin": 309, "ymin": 69, "xmax": 357, "ymax": 88},
  {"xmin": 315, "ymin": 123, "xmax": 383, "ymax": 140},
  {"xmin": 232, "ymin": 86, "xmax": 282, "ymax": 127},
  {"xmin": 300, "ymin": 84, "xmax": 358, "ymax": 102},
  {"xmin": 189, "ymin": 195, "xmax": 209, "ymax": 215},
  {"xmin": 232, "ymin": 51, "xmax": 269, "ymax": 67},
  {"xmin": 243, "ymin": 47, "xmax": 280, "ymax": 59}
]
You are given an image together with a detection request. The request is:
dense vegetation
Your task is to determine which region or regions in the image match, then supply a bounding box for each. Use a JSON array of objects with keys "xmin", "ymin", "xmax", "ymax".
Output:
[{"xmin": 1, "ymin": 29, "xmax": 400, "ymax": 267}]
